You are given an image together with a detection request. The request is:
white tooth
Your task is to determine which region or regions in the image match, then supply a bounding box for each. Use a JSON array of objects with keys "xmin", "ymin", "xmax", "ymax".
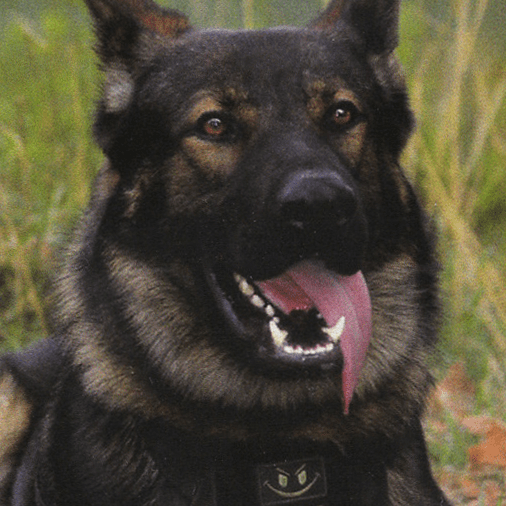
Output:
[
  {"xmin": 285, "ymin": 345, "xmax": 295, "ymax": 354},
  {"xmin": 265, "ymin": 305, "xmax": 275, "ymax": 317},
  {"xmin": 269, "ymin": 320, "xmax": 288, "ymax": 347},
  {"xmin": 251, "ymin": 295, "xmax": 265, "ymax": 308},
  {"xmin": 240, "ymin": 280, "xmax": 254, "ymax": 297},
  {"xmin": 234, "ymin": 274, "xmax": 254, "ymax": 297},
  {"xmin": 325, "ymin": 343, "xmax": 334, "ymax": 352},
  {"xmin": 273, "ymin": 317, "xmax": 280, "ymax": 324},
  {"xmin": 322, "ymin": 316, "xmax": 345, "ymax": 343}
]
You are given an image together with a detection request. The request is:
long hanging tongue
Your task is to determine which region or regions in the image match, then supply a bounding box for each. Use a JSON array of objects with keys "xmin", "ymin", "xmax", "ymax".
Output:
[{"xmin": 256, "ymin": 260, "xmax": 372, "ymax": 413}]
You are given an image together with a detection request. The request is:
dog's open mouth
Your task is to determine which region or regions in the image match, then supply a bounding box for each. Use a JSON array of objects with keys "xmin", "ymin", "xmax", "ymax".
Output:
[{"xmin": 205, "ymin": 259, "xmax": 372, "ymax": 411}]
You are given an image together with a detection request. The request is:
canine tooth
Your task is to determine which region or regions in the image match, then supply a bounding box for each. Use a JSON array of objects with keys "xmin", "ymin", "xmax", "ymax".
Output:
[
  {"xmin": 240, "ymin": 280, "xmax": 255, "ymax": 297},
  {"xmin": 234, "ymin": 274, "xmax": 255, "ymax": 297},
  {"xmin": 251, "ymin": 295, "xmax": 265, "ymax": 308},
  {"xmin": 269, "ymin": 320, "xmax": 288, "ymax": 347},
  {"xmin": 322, "ymin": 316, "xmax": 345, "ymax": 343},
  {"xmin": 265, "ymin": 305, "xmax": 275, "ymax": 317}
]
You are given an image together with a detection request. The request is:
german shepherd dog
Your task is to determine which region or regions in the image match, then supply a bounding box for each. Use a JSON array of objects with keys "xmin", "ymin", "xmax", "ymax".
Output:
[{"xmin": 0, "ymin": 0, "xmax": 451, "ymax": 504}]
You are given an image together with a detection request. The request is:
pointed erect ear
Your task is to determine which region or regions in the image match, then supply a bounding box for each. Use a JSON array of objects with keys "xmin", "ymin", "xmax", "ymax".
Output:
[
  {"xmin": 84, "ymin": 0, "xmax": 191, "ymax": 64},
  {"xmin": 84, "ymin": 0, "xmax": 191, "ymax": 117},
  {"xmin": 312, "ymin": 0, "xmax": 401, "ymax": 54}
]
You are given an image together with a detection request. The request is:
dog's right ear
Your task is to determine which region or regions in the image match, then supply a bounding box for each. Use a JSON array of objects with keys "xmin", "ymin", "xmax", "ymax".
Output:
[
  {"xmin": 85, "ymin": 0, "xmax": 191, "ymax": 114},
  {"xmin": 85, "ymin": 0, "xmax": 191, "ymax": 49}
]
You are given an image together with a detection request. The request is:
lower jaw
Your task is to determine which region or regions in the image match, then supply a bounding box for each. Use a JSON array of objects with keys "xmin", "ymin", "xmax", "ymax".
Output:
[{"xmin": 256, "ymin": 325, "xmax": 344, "ymax": 371}]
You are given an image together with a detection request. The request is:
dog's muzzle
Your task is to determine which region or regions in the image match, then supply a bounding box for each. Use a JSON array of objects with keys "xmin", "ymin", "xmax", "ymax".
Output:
[{"xmin": 202, "ymin": 166, "xmax": 371, "ymax": 412}]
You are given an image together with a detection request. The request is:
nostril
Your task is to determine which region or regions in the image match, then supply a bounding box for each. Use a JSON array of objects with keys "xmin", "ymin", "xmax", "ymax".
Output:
[
  {"xmin": 281, "ymin": 201, "xmax": 314, "ymax": 230},
  {"xmin": 277, "ymin": 170, "xmax": 358, "ymax": 229}
]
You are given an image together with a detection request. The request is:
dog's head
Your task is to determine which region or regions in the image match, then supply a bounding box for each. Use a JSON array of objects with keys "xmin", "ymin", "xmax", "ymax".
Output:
[{"xmin": 77, "ymin": 0, "xmax": 427, "ymax": 420}]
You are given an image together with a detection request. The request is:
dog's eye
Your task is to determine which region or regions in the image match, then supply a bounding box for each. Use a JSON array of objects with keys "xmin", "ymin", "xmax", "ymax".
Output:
[
  {"xmin": 197, "ymin": 112, "xmax": 237, "ymax": 141},
  {"xmin": 203, "ymin": 117, "xmax": 226, "ymax": 137},
  {"xmin": 327, "ymin": 101, "xmax": 362, "ymax": 130}
]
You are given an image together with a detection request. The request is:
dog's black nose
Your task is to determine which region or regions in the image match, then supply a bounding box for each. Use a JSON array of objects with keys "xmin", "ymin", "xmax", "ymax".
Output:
[{"xmin": 276, "ymin": 169, "xmax": 358, "ymax": 230}]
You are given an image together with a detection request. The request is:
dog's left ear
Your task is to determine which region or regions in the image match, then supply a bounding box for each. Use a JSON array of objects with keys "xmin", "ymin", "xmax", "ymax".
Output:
[{"xmin": 312, "ymin": 0, "xmax": 400, "ymax": 54}]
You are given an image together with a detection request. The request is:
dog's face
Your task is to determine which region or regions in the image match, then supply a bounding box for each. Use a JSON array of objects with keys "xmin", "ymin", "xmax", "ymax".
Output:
[
  {"xmin": 70, "ymin": 0, "xmax": 432, "ymax": 427},
  {"xmin": 131, "ymin": 29, "xmax": 376, "ymax": 387}
]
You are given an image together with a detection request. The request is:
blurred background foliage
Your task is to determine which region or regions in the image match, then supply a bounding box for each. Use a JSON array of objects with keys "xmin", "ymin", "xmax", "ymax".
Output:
[{"xmin": 1, "ymin": 0, "xmax": 505, "ymax": 489}]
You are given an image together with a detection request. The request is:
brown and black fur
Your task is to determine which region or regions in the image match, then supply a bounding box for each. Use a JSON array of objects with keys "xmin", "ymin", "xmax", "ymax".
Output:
[{"xmin": 0, "ymin": 0, "xmax": 451, "ymax": 504}]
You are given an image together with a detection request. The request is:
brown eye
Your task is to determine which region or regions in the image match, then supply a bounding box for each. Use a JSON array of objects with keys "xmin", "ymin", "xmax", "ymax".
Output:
[
  {"xmin": 197, "ymin": 112, "xmax": 239, "ymax": 142},
  {"xmin": 334, "ymin": 106, "xmax": 352, "ymax": 125},
  {"xmin": 328, "ymin": 101, "xmax": 361, "ymax": 130},
  {"xmin": 203, "ymin": 117, "xmax": 226, "ymax": 137}
]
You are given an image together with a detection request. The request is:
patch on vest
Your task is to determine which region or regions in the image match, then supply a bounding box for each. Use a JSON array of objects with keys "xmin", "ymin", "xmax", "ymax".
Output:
[{"xmin": 256, "ymin": 457, "xmax": 327, "ymax": 505}]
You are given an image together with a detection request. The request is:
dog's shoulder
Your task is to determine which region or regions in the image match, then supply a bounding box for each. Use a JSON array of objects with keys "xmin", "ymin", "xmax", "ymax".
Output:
[{"xmin": 0, "ymin": 339, "xmax": 63, "ymax": 499}]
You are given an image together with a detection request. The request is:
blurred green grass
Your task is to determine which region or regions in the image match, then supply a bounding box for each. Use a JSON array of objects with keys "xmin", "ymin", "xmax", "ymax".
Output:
[
  {"xmin": 0, "ymin": 8, "xmax": 102, "ymax": 346},
  {"xmin": 1, "ymin": 0, "xmax": 505, "ymax": 479}
]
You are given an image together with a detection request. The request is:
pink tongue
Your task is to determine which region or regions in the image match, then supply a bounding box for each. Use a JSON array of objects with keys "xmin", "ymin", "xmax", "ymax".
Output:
[{"xmin": 256, "ymin": 260, "xmax": 372, "ymax": 413}]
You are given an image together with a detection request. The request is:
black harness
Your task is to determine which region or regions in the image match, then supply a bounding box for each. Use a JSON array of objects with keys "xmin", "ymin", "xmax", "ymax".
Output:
[
  {"xmin": 17, "ymin": 415, "xmax": 390, "ymax": 506},
  {"xmin": 7, "ymin": 340, "xmax": 390, "ymax": 506},
  {"xmin": 140, "ymin": 422, "xmax": 390, "ymax": 506}
]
